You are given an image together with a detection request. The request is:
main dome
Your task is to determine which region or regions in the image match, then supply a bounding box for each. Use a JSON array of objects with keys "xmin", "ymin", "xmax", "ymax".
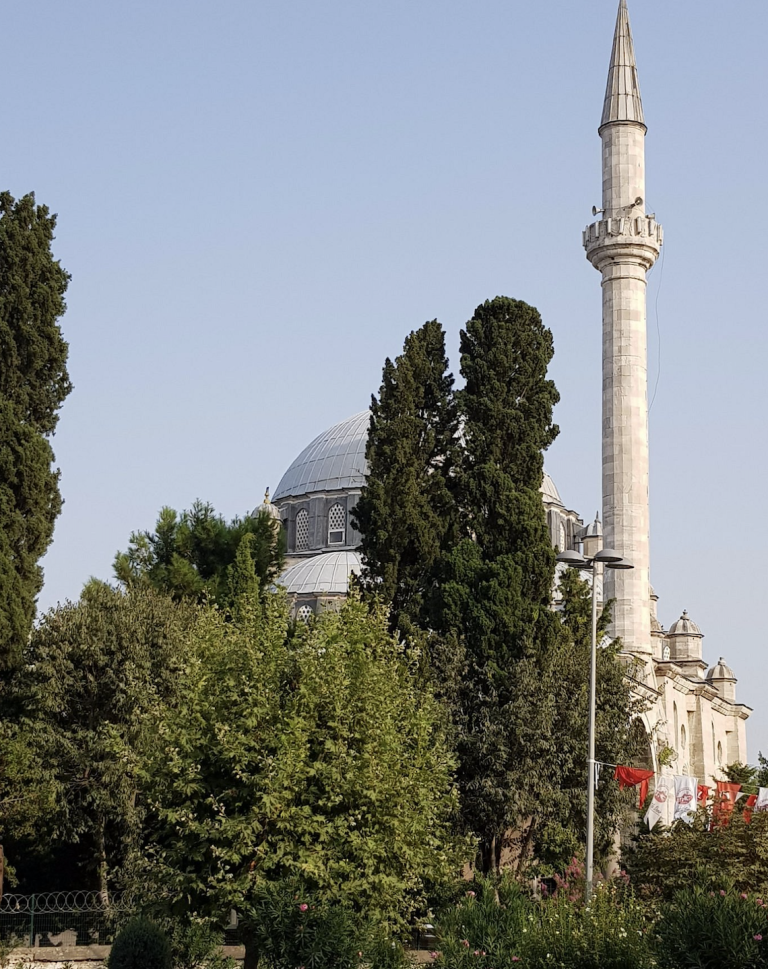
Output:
[
  {"xmin": 273, "ymin": 411, "xmax": 370, "ymax": 501},
  {"xmin": 273, "ymin": 409, "xmax": 563, "ymax": 504}
]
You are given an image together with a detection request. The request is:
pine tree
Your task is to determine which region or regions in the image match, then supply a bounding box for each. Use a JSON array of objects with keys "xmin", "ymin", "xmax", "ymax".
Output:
[
  {"xmin": 353, "ymin": 320, "xmax": 460, "ymax": 639},
  {"xmin": 0, "ymin": 192, "xmax": 71, "ymax": 669}
]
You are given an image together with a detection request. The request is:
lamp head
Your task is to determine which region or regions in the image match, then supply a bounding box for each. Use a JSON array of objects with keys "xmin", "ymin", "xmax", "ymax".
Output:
[{"xmin": 556, "ymin": 549, "xmax": 588, "ymax": 568}]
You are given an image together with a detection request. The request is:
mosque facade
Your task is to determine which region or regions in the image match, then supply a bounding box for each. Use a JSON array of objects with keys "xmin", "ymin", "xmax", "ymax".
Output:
[{"xmin": 260, "ymin": 0, "xmax": 751, "ymax": 790}]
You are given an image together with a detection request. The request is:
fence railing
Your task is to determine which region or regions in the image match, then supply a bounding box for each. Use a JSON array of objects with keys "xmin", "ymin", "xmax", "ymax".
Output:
[{"xmin": 0, "ymin": 891, "xmax": 133, "ymax": 948}]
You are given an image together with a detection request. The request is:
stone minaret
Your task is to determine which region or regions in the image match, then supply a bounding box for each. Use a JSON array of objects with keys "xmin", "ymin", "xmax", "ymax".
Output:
[{"xmin": 583, "ymin": 0, "xmax": 662, "ymax": 658}]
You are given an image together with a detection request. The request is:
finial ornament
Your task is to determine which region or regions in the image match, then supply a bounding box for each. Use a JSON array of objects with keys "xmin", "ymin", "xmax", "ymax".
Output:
[{"xmin": 264, "ymin": 487, "xmax": 271, "ymax": 503}]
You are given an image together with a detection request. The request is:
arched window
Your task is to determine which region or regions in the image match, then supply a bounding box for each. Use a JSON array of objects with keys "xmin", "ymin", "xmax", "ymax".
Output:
[
  {"xmin": 673, "ymin": 703, "xmax": 679, "ymax": 744},
  {"xmin": 297, "ymin": 604, "xmax": 312, "ymax": 624},
  {"xmin": 296, "ymin": 509, "xmax": 309, "ymax": 551},
  {"xmin": 328, "ymin": 503, "xmax": 346, "ymax": 545},
  {"xmin": 717, "ymin": 741, "xmax": 723, "ymax": 767},
  {"xmin": 680, "ymin": 724, "xmax": 687, "ymax": 750}
]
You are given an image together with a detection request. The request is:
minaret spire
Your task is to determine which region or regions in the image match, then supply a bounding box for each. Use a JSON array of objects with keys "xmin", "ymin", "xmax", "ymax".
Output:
[
  {"xmin": 583, "ymin": 1, "xmax": 662, "ymax": 660},
  {"xmin": 601, "ymin": 0, "xmax": 645, "ymax": 130}
]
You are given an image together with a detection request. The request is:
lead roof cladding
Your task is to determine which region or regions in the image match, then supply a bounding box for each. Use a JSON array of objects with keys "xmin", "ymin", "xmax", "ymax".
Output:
[{"xmin": 273, "ymin": 411, "xmax": 370, "ymax": 501}]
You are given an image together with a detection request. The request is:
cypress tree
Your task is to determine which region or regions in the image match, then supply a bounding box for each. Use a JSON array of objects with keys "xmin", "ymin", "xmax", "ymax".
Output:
[
  {"xmin": 0, "ymin": 192, "xmax": 71, "ymax": 669},
  {"xmin": 353, "ymin": 319, "xmax": 460, "ymax": 639},
  {"xmin": 436, "ymin": 296, "xmax": 561, "ymax": 868}
]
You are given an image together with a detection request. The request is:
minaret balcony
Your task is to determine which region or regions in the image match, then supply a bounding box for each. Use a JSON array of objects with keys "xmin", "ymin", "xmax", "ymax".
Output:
[{"xmin": 583, "ymin": 216, "xmax": 662, "ymax": 271}]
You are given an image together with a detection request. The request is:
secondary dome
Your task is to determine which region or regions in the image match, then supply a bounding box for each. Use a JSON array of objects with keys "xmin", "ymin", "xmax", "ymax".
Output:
[
  {"xmin": 277, "ymin": 550, "xmax": 363, "ymax": 596},
  {"xmin": 274, "ymin": 409, "xmax": 564, "ymax": 506},
  {"xmin": 273, "ymin": 412, "xmax": 369, "ymax": 501},
  {"xmin": 668, "ymin": 610, "xmax": 703, "ymax": 638}
]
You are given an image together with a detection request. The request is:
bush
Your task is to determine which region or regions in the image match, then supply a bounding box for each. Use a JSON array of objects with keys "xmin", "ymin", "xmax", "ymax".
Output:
[
  {"xmin": 108, "ymin": 917, "xmax": 172, "ymax": 969},
  {"xmin": 521, "ymin": 884, "xmax": 655, "ymax": 969},
  {"xmin": 656, "ymin": 887, "xmax": 768, "ymax": 969},
  {"xmin": 436, "ymin": 875, "xmax": 531, "ymax": 969},
  {"xmin": 170, "ymin": 920, "xmax": 236, "ymax": 969},
  {"xmin": 243, "ymin": 880, "xmax": 360, "ymax": 969}
]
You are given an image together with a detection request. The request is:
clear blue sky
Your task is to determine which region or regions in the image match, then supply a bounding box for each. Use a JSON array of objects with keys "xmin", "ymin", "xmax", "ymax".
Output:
[{"xmin": 9, "ymin": 1, "xmax": 766, "ymax": 753}]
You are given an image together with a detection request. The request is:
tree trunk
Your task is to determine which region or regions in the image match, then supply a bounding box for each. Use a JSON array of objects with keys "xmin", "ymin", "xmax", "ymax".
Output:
[
  {"xmin": 96, "ymin": 820, "xmax": 109, "ymax": 907},
  {"xmin": 243, "ymin": 939, "xmax": 259, "ymax": 969}
]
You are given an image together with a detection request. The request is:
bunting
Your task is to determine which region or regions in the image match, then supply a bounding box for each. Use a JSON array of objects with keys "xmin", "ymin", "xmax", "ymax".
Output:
[
  {"xmin": 673, "ymin": 775, "xmax": 698, "ymax": 824},
  {"xmin": 713, "ymin": 781, "xmax": 741, "ymax": 824},
  {"xmin": 645, "ymin": 775, "xmax": 674, "ymax": 831},
  {"xmin": 614, "ymin": 765, "xmax": 654, "ymax": 808}
]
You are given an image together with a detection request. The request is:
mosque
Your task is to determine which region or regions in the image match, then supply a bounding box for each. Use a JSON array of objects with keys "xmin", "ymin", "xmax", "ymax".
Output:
[{"xmin": 258, "ymin": 0, "xmax": 751, "ymax": 790}]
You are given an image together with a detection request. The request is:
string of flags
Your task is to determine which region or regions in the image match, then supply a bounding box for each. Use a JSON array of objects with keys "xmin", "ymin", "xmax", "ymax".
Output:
[{"xmin": 609, "ymin": 764, "xmax": 768, "ymax": 830}]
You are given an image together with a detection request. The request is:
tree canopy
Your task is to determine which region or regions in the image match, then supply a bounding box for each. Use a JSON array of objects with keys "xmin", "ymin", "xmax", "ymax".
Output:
[
  {"xmin": 0, "ymin": 191, "xmax": 71, "ymax": 669},
  {"xmin": 139, "ymin": 593, "xmax": 467, "ymax": 965},
  {"xmin": 114, "ymin": 500, "xmax": 284, "ymax": 608}
]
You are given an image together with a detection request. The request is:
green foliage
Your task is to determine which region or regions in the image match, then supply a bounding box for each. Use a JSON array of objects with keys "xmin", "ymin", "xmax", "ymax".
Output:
[
  {"xmin": 1, "ymin": 585, "xmax": 193, "ymax": 894},
  {"xmin": 140, "ymin": 593, "xmax": 467, "ymax": 939},
  {"xmin": 624, "ymin": 808, "xmax": 768, "ymax": 901},
  {"xmin": 0, "ymin": 191, "xmax": 71, "ymax": 669},
  {"xmin": 169, "ymin": 921, "xmax": 236, "ymax": 969},
  {"xmin": 353, "ymin": 319, "xmax": 460, "ymax": 641},
  {"xmin": 656, "ymin": 887, "xmax": 768, "ymax": 969},
  {"xmin": 243, "ymin": 879, "xmax": 360, "ymax": 969},
  {"xmin": 436, "ymin": 875, "xmax": 530, "ymax": 969},
  {"xmin": 113, "ymin": 500, "xmax": 284, "ymax": 608},
  {"xmin": 108, "ymin": 917, "xmax": 172, "ymax": 969},
  {"xmin": 521, "ymin": 885, "xmax": 654, "ymax": 969}
]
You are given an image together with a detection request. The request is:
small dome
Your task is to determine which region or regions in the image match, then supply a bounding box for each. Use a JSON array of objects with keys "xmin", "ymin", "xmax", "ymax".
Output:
[
  {"xmin": 581, "ymin": 514, "xmax": 602, "ymax": 539},
  {"xmin": 707, "ymin": 657, "xmax": 735, "ymax": 681},
  {"xmin": 541, "ymin": 472, "xmax": 563, "ymax": 506},
  {"xmin": 668, "ymin": 610, "xmax": 703, "ymax": 638},
  {"xmin": 274, "ymin": 412, "xmax": 369, "ymax": 501},
  {"xmin": 277, "ymin": 550, "xmax": 362, "ymax": 596},
  {"xmin": 255, "ymin": 488, "xmax": 281, "ymax": 521}
]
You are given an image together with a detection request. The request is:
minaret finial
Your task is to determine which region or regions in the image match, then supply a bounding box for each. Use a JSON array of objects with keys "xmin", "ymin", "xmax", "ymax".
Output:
[{"xmin": 601, "ymin": 0, "xmax": 645, "ymax": 130}]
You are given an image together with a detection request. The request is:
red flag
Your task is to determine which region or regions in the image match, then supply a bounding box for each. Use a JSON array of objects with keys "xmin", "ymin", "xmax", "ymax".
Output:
[
  {"xmin": 713, "ymin": 781, "xmax": 741, "ymax": 823},
  {"xmin": 744, "ymin": 794, "xmax": 758, "ymax": 824},
  {"xmin": 697, "ymin": 784, "xmax": 710, "ymax": 806},
  {"xmin": 615, "ymin": 766, "xmax": 655, "ymax": 808}
]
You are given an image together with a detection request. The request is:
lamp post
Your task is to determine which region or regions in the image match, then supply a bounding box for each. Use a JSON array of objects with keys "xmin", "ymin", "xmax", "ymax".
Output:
[{"xmin": 555, "ymin": 545, "xmax": 634, "ymax": 902}]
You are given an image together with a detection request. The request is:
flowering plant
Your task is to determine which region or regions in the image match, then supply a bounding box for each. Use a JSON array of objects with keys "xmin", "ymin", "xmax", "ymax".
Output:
[{"xmin": 656, "ymin": 886, "xmax": 768, "ymax": 969}]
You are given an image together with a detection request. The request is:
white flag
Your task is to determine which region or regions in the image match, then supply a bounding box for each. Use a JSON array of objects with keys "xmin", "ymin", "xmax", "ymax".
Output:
[
  {"xmin": 756, "ymin": 787, "xmax": 768, "ymax": 813},
  {"xmin": 645, "ymin": 775, "xmax": 674, "ymax": 830},
  {"xmin": 673, "ymin": 775, "xmax": 697, "ymax": 824}
]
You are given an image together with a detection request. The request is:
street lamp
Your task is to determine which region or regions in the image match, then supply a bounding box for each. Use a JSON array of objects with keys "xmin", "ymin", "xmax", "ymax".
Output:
[{"xmin": 555, "ymin": 544, "xmax": 634, "ymax": 902}]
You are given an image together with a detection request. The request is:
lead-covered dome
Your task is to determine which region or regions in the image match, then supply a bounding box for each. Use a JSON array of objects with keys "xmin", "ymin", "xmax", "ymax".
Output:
[
  {"xmin": 273, "ymin": 409, "xmax": 563, "ymax": 505},
  {"xmin": 277, "ymin": 550, "xmax": 362, "ymax": 596},
  {"xmin": 273, "ymin": 412, "xmax": 369, "ymax": 501}
]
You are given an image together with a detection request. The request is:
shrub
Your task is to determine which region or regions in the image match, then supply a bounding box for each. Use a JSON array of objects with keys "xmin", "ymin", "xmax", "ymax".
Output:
[
  {"xmin": 656, "ymin": 887, "xmax": 768, "ymax": 969},
  {"xmin": 170, "ymin": 920, "xmax": 236, "ymax": 969},
  {"xmin": 108, "ymin": 917, "xmax": 172, "ymax": 969},
  {"xmin": 522, "ymin": 884, "xmax": 655, "ymax": 969},
  {"xmin": 436, "ymin": 875, "xmax": 531, "ymax": 969},
  {"xmin": 242, "ymin": 880, "xmax": 360, "ymax": 969}
]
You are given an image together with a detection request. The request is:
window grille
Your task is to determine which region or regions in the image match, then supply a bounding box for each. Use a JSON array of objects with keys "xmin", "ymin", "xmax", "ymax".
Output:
[
  {"xmin": 296, "ymin": 509, "xmax": 309, "ymax": 551},
  {"xmin": 328, "ymin": 503, "xmax": 346, "ymax": 545},
  {"xmin": 297, "ymin": 604, "xmax": 312, "ymax": 624}
]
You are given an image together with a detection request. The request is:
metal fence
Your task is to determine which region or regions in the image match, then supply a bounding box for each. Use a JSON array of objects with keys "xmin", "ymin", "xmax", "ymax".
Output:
[{"xmin": 0, "ymin": 891, "xmax": 133, "ymax": 948}]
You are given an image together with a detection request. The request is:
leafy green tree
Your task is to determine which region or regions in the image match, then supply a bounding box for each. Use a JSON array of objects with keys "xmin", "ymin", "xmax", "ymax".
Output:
[
  {"xmin": 139, "ymin": 593, "xmax": 467, "ymax": 969},
  {"xmin": 353, "ymin": 320, "xmax": 460, "ymax": 640},
  {"xmin": 114, "ymin": 500, "xmax": 284, "ymax": 608},
  {"xmin": 0, "ymin": 191, "xmax": 71, "ymax": 669},
  {"xmin": 435, "ymin": 297, "xmax": 561, "ymax": 868},
  {"xmin": 2, "ymin": 585, "xmax": 193, "ymax": 897}
]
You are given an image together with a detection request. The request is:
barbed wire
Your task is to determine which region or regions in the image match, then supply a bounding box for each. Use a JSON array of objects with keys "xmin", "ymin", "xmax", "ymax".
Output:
[{"xmin": 0, "ymin": 891, "xmax": 133, "ymax": 914}]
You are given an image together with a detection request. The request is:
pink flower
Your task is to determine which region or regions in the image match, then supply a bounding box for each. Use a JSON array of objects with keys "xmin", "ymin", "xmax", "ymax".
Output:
[
  {"xmin": 462, "ymin": 940, "xmax": 470, "ymax": 948},
  {"xmin": 741, "ymin": 893, "xmax": 748, "ymax": 900},
  {"xmin": 473, "ymin": 950, "xmax": 480, "ymax": 956},
  {"xmin": 466, "ymin": 890, "xmax": 476, "ymax": 898},
  {"xmin": 429, "ymin": 953, "xmax": 438, "ymax": 961},
  {"xmin": 758, "ymin": 899, "xmax": 764, "ymax": 906},
  {"xmin": 298, "ymin": 903, "xmax": 309, "ymax": 912},
  {"xmin": 720, "ymin": 890, "xmax": 727, "ymax": 897},
  {"xmin": 709, "ymin": 892, "xmax": 715, "ymax": 897},
  {"xmin": 754, "ymin": 934, "xmax": 763, "ymax": 942},
  {"xmin": 512, "ymin": 959, "xmax": 520, "ymax": 964}
]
